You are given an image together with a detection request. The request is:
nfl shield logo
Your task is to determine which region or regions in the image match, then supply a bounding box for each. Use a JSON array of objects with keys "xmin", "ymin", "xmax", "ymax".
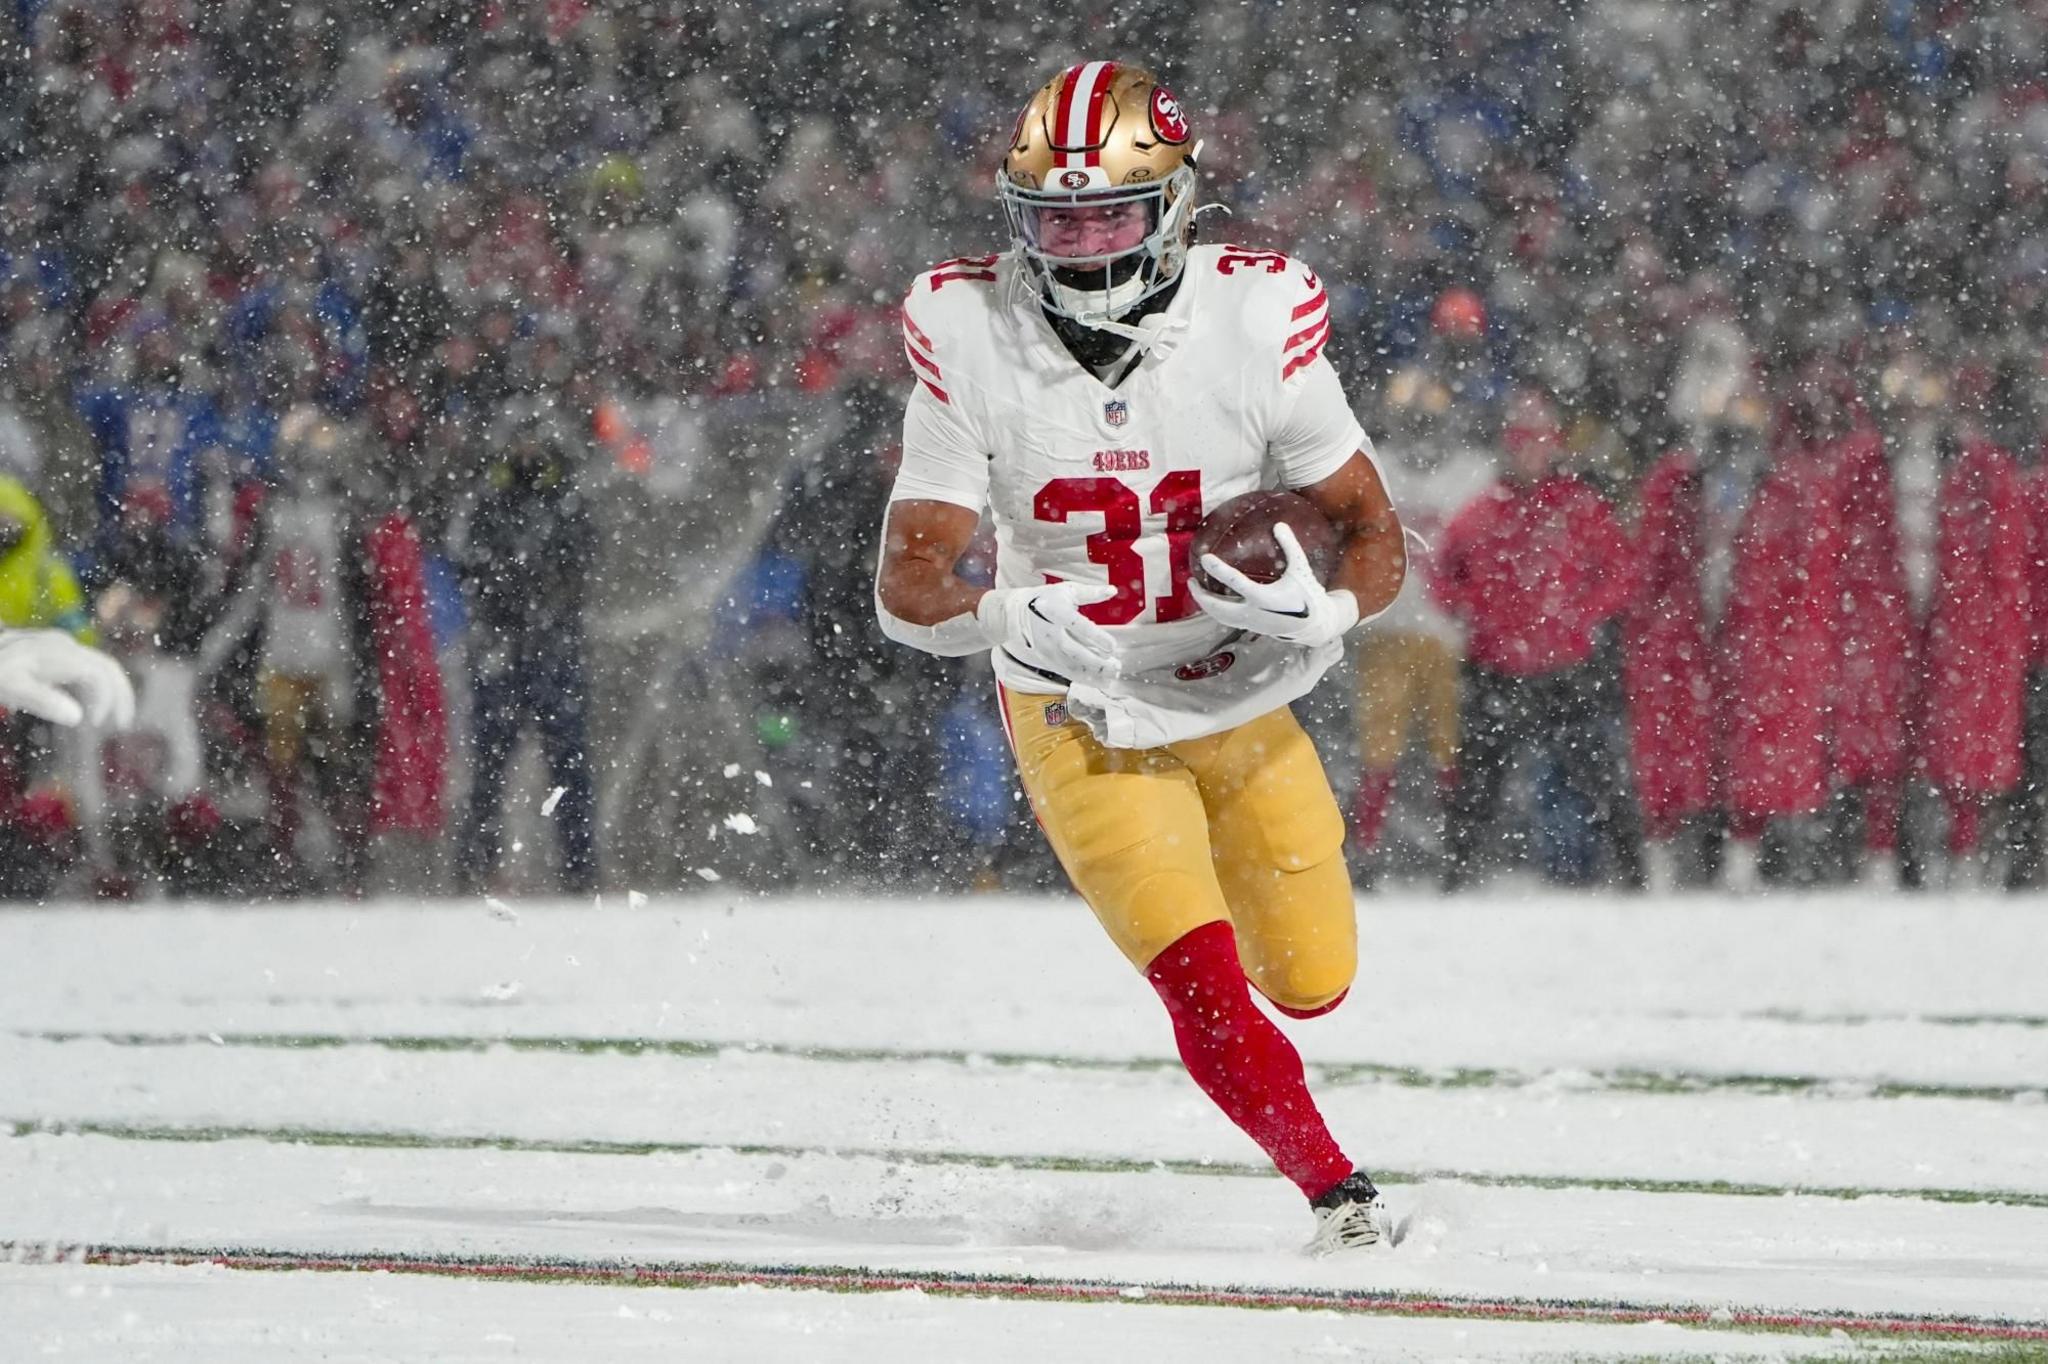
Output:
[{"xmin": 1103, "ymin": 399, "xmax": 1129, "ymax": 427}]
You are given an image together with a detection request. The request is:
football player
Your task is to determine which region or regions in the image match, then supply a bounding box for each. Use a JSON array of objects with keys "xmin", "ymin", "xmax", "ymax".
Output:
[{"xmin": 875, "ymin": 62, "xmax": 1404, "ymax": 1253}]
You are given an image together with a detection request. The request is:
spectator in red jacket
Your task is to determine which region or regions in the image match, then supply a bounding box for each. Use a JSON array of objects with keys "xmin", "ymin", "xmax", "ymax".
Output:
[
  {"xmin": 1920, "ymin": 426, "xmax": 2033, "ymax": 879},
  {"xmin": 1830, "ymin": 415, "xmax": 1915, "ymax": 882},
  {"xmin": 1622, "ymin": 447, "xmax": 1719, "ymax": 885},
  {"xmin": 1431, "ymin": 388, "xmax": 1642, "ymax": 890},
  {"xmin": 1715, "ymin": 379, "xmax": 1847, "ymax": 886}
]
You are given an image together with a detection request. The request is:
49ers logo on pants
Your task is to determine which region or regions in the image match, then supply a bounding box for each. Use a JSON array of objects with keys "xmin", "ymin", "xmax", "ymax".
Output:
[{"xmin": 1174, "ymin": 650, "xmax": 1236, "ymax": 681}]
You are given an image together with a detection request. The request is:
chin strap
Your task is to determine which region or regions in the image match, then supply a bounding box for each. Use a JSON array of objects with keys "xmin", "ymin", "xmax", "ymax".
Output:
[
  {"xmin": 1079, "ymin": 308, "xmax": 1190, "ymax": 360},
  {"xmin": 1047, "ymin": 268, "xmax": 1150, "ymax": 323}
]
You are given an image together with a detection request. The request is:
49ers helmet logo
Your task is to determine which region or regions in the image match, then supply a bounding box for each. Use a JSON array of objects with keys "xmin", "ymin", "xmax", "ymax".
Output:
[
  {"xmin": 1149, "ymin": 86, "xmax": 1190, "ymax": 143},
  {"xmin": 1059, "ymin": 169, "xmax": 1091, "ymax": 189}
]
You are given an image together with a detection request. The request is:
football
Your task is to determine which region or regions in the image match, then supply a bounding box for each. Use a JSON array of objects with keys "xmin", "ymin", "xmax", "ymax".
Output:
[{"xmin": 1189, "ymin": 490, "xmax": 1341, "ymax": 595}]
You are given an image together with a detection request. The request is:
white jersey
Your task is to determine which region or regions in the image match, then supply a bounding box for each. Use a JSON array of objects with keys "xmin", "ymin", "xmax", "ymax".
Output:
[
  {"xmin": 262, "ymin": 492, "xmax": 348, "ymax": 677},
  {"xmin": 1366, "ymin": 437, "xmax": 1497, "ymax": 645},
  {"xmin": 886, "ymin": 244, "xmax": 1377, "ymax": 747}
]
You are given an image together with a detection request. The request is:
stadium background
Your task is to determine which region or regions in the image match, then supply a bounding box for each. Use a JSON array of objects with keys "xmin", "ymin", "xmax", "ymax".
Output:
[{"xmin": 2, "ymin": 0, "xmax": 2045, "ymax": 897}]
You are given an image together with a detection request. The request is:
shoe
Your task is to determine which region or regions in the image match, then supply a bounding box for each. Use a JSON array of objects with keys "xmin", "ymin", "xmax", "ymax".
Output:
[{"xmin": 1305, "ymin": 1171, "xmax": 1387, "ymax": 1255}]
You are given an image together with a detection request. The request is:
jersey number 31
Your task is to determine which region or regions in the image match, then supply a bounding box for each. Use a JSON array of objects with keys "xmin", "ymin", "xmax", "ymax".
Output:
[{"xmin": 1033, "ymin": 472, "xmax": 1202, "ymax": 625}]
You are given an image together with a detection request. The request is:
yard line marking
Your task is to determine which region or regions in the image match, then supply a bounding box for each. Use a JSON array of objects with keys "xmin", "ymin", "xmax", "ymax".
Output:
[
  {"xmin": 6, "ymin": 1242, "xmax": 2047, "ymax": 1342},
  {"xmin": 15, "ymin": 1029, "xmax": 2041, "ymax": 1104},
  {"xmin": 1652, "ymin": 1009, "xmax": 2048, "ymax": 1030},
  {"xmin": 10, "ymin": 1119, "xmax": 2048, "ymax": 1209}
]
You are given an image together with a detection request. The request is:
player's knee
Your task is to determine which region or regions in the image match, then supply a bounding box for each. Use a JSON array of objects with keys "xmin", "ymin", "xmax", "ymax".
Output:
[
  {"xmin": 1246, "ymin": 944, "xmax": 1355, "ymax": 1016},
  {"xmin": 1236, "ymin": 852, "xmax": 1357, "ymax": 1013},
  {"xmin": 1110, "ymin": 869, "xmax": 1227, "ymax": 971}
]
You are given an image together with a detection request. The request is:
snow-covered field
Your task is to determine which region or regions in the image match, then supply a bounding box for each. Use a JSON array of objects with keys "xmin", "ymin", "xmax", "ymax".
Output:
[{"xmin": 3, "ymin": 890, "xmax": 2046, "ymax": 1361}]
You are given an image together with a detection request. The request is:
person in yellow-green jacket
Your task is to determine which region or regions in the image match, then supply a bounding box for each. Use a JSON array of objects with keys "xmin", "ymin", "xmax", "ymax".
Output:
[
  {"xmin": 0, "ymin": 476, "xmax": 92, "ymax": 642},
  {"xmin": 0, "ymin": 475, "xmax": 134, "ymax": 898}
]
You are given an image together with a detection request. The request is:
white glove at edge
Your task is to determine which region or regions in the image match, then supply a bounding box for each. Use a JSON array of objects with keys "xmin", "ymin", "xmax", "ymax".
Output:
[
  {"xmin": 0, "ymin": 629, "xmax": 138, "ymax": 728},
  {"xmin": 1189, "ymin": 522, "xmax": 1360, "ymax": 648},
  {"xmin": 976, "ymin": 582, "xmax": 1122, "ymax": 683}
]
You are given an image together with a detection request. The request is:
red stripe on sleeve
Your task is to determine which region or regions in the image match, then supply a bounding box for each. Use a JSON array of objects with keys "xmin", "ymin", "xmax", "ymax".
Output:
[
  {"xmin": 1290, "ymin": 289, "xmax": 1328, "ymax": 321},
  {"xmin": 901, "ymin": 308, "xmax": 934, "ymax": 352},
  {"xmin": 1285, "ymin": 313, "xmax": 1329, "ymax": 351},
  {"xmin": 1281, "ymin": 330, "xmax": 1330, "ymax": 380}
]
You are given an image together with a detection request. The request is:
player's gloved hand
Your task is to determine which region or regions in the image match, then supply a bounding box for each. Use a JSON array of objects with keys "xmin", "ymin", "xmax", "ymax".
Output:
[
  {"xmin": 1190, "ymin": 523, "xmax": 1359, "ymax": 648},
  {"xmin": 0, "ymin": 629, "xmax": 138, "ymax": 728},
  {"xmin": 976, "ymin": 582, "xmax": 1123, "ymax": 683}
]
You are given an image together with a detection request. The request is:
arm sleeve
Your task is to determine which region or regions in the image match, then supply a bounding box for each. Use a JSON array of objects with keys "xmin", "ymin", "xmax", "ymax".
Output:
[
  {"xmin": 888, "ymin": 384, "xmax": 989, "ymax": 512},
  {"xmin": 1270, "ymin": 352, "xmax": 1372, "ymax": 490}
]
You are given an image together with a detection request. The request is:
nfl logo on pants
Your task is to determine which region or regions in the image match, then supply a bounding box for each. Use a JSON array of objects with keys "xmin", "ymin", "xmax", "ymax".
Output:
[{"xmin": 1103, "ymin": 399, "xmax": 1128, "ymax": 427}]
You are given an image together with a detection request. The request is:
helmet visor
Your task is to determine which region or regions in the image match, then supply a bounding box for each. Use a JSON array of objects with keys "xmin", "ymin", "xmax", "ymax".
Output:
[{"xmin": 1003, "ymin": 183, "xmax": 1163, "ymax": 269}]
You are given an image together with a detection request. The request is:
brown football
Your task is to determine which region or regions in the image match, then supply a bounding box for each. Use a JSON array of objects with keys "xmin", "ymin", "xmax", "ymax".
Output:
[{"xmin": 1189, "ymin": 490, "xmax": 1341, "ymax": 595}]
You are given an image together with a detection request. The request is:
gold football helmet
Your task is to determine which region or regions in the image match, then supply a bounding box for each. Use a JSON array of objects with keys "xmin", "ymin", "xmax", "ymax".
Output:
[{"xmin": 998, "ymin": 62, "xmax": 1202, "ymax": 332}]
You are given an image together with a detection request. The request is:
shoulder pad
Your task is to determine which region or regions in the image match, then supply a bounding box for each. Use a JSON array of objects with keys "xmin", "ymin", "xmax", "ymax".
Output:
[
  {"xmin": 1191, "ymin": 245, "xmax": 1331, "ymax": 380},
  {"xmin": 901, "ymin": 254, "xmax": 1003, "ymax": 407}
]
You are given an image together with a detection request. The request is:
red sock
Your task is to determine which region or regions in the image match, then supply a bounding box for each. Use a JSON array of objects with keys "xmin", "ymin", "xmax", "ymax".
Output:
[
  {"xmin": 1145, "ymin": 920, "xmax": 1352, "ymax": 1200},
  {"xmin": 1351, "ymin": 770, "xmax": 1394, "ymax": 850}
]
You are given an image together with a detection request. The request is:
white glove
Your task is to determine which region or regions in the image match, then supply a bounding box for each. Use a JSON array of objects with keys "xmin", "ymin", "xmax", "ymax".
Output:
[
  {"xmin": 0, "ymin": 629, "xmax": 138, "ymax": 728},
  {"xmin": 1190, "ymin": 523, "xmax": 1360, "ymax": 648},
  {"xmin": 976, "ymin": 582, "xmax": 1122, "ymax": 683}
]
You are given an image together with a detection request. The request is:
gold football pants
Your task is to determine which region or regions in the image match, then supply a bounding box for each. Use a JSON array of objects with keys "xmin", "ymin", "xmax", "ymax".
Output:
[
  {"xmin": 998, "ymin": 687, "xmax": 1355, "ymax": 1012},
  {"xmin": 1356, "ymin": 631, "xmax": 1459, "ymax": 773}
]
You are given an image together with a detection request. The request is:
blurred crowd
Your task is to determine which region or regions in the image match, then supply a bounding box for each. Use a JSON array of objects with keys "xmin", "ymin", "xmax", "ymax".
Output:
[{"xmin": 1, "ymin": 0, "xmax": 2045, "ymax": 897}]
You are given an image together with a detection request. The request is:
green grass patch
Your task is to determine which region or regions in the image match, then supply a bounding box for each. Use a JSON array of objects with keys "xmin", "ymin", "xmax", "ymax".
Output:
[
  {"xmin": 10, "ymin": 1117, "xmax": 2048, "ymax": 1209},
  {"xmin": 17, "ymin": 1029, "xmax": 2040, "ymax": 1104}
]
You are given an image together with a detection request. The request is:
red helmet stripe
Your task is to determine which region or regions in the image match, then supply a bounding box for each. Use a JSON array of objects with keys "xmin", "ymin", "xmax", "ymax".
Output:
[
  {"xmin": 1080, "ymin": 61, "xmax": 1116, "ymax": 166},
  {"xmin": 1054, "ymin": 60, "xmax": 1115, "ymax": 168}
]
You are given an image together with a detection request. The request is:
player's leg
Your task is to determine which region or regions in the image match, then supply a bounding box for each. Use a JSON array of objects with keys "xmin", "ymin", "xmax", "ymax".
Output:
[
  {"xmin": 455, "ymin": 653, "xmax": 520, "ymax": 893},
  {"xmin": 304, "ymin": 677, "xmax": 368, "ymax": 893},
  {"xmin": 259, "ymin": 671, "xmax": 312, "ymax": 866},
  {"xmin": 1351, "ymin": 633, "xmax": 1412, "ymax": 857},
  {"xmin": 1546, "ymin": 665, "xmax": 1645, "ymax": 889},
  {"xmin": 1444, "ymin": 661, "xmax": 1518, "ymax": 889},
  {"xmin": 1174, "ymin": 704, "xmax": 1388, "ymax": 1247},
  {"xmin": 1420, "ymin": 636, "xmax": 1462, "ymax": 835},
  {"xmin": 1180, "ymin": 706, "xmax": 1355, "ymax": 1018},
  {"xmin": 534, "ymin": 638, "xmax": 599, "ymax": 894},
  {"xmin": 999, "ymin": 686, "xmax": 1229, "ymax": 969},
  {"xmin": 1000, "ymin": 688, "xmax": 1354, "ymax": 1203}
]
